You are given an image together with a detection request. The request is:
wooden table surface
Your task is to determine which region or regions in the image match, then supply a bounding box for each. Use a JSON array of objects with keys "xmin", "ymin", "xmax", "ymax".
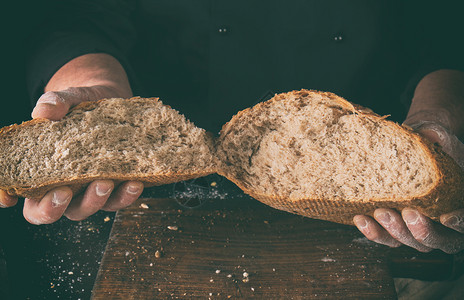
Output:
[
  {"xmin": 1, "ymin": 183, "xmax": 459, "ymax": 299},
  {"xmin": 92, "ymin": 197, "xmax": 399, "ymax": 299}
]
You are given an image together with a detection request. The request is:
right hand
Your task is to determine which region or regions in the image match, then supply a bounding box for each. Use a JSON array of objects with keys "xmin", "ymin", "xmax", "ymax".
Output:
[{"xmin": 0, "ymin": 86, "xmax": 145, "ymax": 224}]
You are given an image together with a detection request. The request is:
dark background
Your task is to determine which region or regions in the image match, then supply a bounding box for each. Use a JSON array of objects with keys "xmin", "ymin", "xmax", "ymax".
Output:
[{"xmin": 1, "ymin": 1, "xmax": 464, "ymax": 299}]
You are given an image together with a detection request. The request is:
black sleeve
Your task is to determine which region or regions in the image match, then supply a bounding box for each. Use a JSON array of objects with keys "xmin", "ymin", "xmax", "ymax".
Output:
[
  {"xmin": 26, "ymin": 0, "xmax": 138, "ymax": 104},
  {"xmin": 400, "ymin": 1, "xmax": 464, "ymax": 108}
]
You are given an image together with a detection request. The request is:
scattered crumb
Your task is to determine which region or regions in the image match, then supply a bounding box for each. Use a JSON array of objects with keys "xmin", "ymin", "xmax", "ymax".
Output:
[
  {"xmin": 140, "ymin": 203, "xmax": 149, "ymax": 209},
  {"xmin": 210, "ymin": 181, "xmax": 217, "ymax": 187},
  {"xmin": 273, "ymin": 268, "xmax": 276, "ymax": 272},
  {"xmin": 103, "ymin": 216, "xmax": 111, "ymax": 222},
  {"xmin": 227, "ymin": 274, "xmax": 232, "ymax": 278},
  {"xmin": 155, "ymin": 250, "xmax": 162, "ymax": 258},
  {"xmin": 351, "ymin": 237, "xmax": 376, "ymax": 246},
  {"xmin": 243, "ymin": 272, "xmax": 249, "ymax": 278},
  {"xmin": 68, "ymin": 271, "xmax": 74, "ymax": 275},
  {"xmin": 242, "ymin": 277, "xmax": 249, "ymax": 283},
  {"xmin": 321, "ymin": 257, "xmax": 336, "ymax": 262},
  {"xmin": 167, "ymin": 225, "xmax": 178, "ymax": 231},
  {"xmin": 251, "ymin": 287, "xmax": 255, "ymax": 291},
  {"xmin": 210, "ymin": 279, "xmax": 214, "ymax": 282},
  {"xmin": 215, "ymin": 269, "xmax": 221, "ymax": 274}
]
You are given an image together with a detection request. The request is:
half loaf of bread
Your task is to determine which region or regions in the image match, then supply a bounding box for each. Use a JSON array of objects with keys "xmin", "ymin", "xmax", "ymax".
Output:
[
  {"xmin": 216, "ymin": 90, "xmax": 464, "ymax": 224},
  {"xmin": 0, "ymin": 97, "xmax": 216, "ymax": 198},
  {"xmin": 1, "ymin": 90, "xmax": 463, "ymax": 225}
]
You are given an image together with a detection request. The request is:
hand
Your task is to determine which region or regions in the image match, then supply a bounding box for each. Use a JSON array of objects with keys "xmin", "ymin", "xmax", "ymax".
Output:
[
  {"xmin": 354, "ymin": 121, "xmax": 464, "ymax": 254},
  {"xmin": 0, "ymin": 86, "xmax": 144, "ymax": 224}
]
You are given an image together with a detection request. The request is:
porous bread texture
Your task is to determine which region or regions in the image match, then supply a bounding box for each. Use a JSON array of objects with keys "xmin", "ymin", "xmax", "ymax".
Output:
[
  {"xmin": 217, "ymin": 90, "xmax": 464, "ymax": 223},
  {"xmin": 217, "ymin": 90, "xmax": 437, "ymax": 201},
  {"xmin": 0, "ymin": 97, "xmax": 215, "ymax": 198},
  {"xmin": 1, "ymin": 90, "xmax": 463, "ymax": 225}
]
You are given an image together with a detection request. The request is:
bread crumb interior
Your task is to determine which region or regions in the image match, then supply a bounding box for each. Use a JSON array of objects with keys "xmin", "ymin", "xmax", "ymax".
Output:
[
  {"xmin": 0, "ymin": 98, "xmax": 214, "ymax": 187},
  {"xmin": 218, "ymin": 92, "xmax": 437, "ymax": 201}
]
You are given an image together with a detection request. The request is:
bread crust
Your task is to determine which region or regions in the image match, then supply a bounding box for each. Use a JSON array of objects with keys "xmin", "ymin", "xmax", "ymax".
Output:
[{"xmin": 217, "ymin": 90, "xmax": 464, "ymax": 225}]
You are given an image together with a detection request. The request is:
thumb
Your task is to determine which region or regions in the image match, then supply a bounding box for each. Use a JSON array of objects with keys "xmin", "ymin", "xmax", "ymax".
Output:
[
  {"xmin": 31, "ymin": 88, "xmax": 90, "ymax": 121},
  {"xmin": 409, "ymin": 121, "xmax": 464, "ymax": 170},
  {"xmin": 31, "ymin": 85, "xmax": 120, "ymax": 121}
]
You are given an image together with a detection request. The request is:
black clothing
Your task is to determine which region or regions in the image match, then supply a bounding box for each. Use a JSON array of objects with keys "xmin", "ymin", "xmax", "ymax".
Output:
[{"xmin": 27, "ymin": 0, "xmax": 464, "ymax": 134}]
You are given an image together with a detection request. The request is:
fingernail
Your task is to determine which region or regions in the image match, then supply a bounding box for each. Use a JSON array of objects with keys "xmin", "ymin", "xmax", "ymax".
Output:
[
  {"xmin": 443, "ymin": 215, "xmax": 464, "ymax": 230},
  {"xmin": 403, "ymin": 209, "xmax": 420, "ymax": 225},
  {"xmin": 0, "ymin": 202, "xmax": 7, "ymax": 208},
  {"xmin": 353, "ymin": 216, "xmax": 368, "ymax": 230},
  {"xmin": 127, "ymin": 183, "xmax": 142, "ymax": 195},
  {"xmin": 51, "ymin": 189, "xmax": 72, "ymax": 207},
  {"xmin": 37, "ymin": 93, "xmax": 58, "ymax": 105},
  {"xmin": 375, "ymin": 211, "xmax": 392, "ymax": 225},
  {"xmin": 96, "ymin": 182, "xmax": 113, "ymax": 197}
]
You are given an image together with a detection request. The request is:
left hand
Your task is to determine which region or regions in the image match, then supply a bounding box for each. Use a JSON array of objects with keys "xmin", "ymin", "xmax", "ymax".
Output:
[{"xmin": 354, "ymin": 121, "xmax": 464, "ymax": 254}]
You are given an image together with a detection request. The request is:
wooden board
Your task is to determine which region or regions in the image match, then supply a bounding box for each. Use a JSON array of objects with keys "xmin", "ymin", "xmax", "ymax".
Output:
[{"xmin": 92, "ymin": 197, "xmax": 397, "ymax": 299}]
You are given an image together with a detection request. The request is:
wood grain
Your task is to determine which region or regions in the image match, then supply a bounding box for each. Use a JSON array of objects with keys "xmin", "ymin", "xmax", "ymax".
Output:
[{"xmin": 92, "ymin": 197, "xmax": 397, "ymax": 299}]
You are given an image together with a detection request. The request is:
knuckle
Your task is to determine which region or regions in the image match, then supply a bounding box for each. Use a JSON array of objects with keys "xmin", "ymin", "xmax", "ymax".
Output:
[{"xmin": 414, "ymin": 228, "xmax": 431, "ymax": 242}]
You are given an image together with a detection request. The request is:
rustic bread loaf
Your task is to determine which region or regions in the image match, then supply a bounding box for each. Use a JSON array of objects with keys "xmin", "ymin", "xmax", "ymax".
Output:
[
  {"xmin": 1, "ymin": 90, "xmax": 463, "ymax": 225},
  {"xmin": 0, "ymin": 97, "xmax": 216, "ymax": 198},
  {"xmin": 217, "ymin": 90, "xmax": 464, "ymax": 224}
]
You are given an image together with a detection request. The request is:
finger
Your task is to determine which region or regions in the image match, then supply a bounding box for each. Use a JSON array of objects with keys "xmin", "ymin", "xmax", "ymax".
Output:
[
  {"xmin": 102, "ymin": 181, "xmax": 144, "ymax": 211},
  {"xmin": 64, "ymin": 180, "xmax": 114, "ymax": 221},
  {"xmin": 0, "ymin": 190, "xmax": 18, "ymax": 208},
  {"xmin": 440, "ymin": 209, "xmax": 464, "ymax": 233},
  {"xmin": 31, "ymin": 90, "xmax": 82, "ymax": 120},
  {"xmin": 374, "ymin": 209, "xmax": 432, "ymax": 252},
  {"xmin": 403, "ymin": 208, "xmax": 464, "ymax": 254},
  {"xmin": 23, "ymin": 187, "xmax": 73, "ymax": 225},
  {"xmin": 353, "ymin": 215, "xmax": 402, "ymax": 248}
]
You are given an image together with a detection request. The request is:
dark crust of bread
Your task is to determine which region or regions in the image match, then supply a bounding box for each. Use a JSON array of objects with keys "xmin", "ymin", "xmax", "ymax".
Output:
[
  {"xmin": 0, "ymin": 97, "xmax": 216, "ymax": 199},
  {"xmin": 218, "ymin": 90, "xmax": 464, "ymax": 225}
]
